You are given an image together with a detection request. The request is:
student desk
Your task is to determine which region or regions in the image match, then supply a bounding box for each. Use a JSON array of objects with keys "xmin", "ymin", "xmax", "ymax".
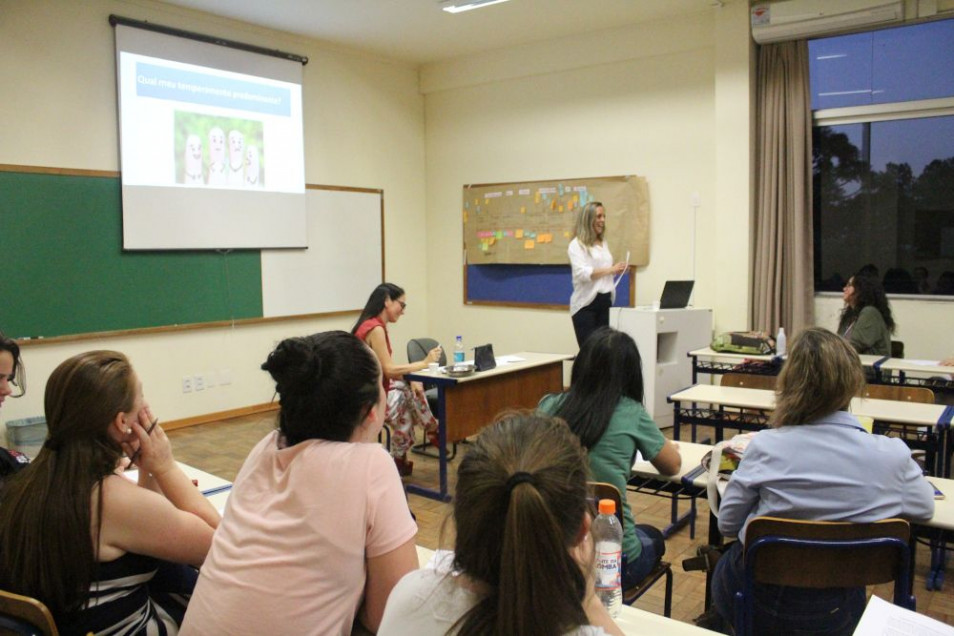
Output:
[
  {"xmin": 414, "ymin": 546, "xmax": 721, "ymax": 635},
  {"xmin": 124, "ymin": 462, "xmax": 233, "ymax": 513},
  {"xmin": 667, "ymin": 385, "xmax": 954, "ymax": 475},
  {"xmin": 687, "ymin": 347, "xmax": 886, "ymax": 384},
  {"xmin": 629, "ymin": 441, "xmax": 713, "ymax": 539},
  {"xmin": 878, "ymin": 358, "xmax": 954, "ymax": 398},
  {"xmin": 405, "ymin": 351, "xmax": 571, "ymax": 502}
]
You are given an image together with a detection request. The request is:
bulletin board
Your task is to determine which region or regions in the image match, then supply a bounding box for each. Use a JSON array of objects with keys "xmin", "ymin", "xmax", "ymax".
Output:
[{"xmin": 463, "ymin": 175, "xmax": 649, "ymax": 266}]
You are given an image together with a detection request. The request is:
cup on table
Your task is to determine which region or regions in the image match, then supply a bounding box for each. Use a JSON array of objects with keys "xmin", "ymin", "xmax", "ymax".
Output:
[{"xmin": 428, "ymin": 362, "xmax": 439, "ymax": 373}]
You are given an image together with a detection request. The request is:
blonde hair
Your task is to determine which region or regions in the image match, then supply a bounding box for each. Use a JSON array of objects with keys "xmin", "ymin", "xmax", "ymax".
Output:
[
  {"xmin": 573, "ymin": 201, "xmax": 604, "ymax": 249},
  {"xmin": 770, "ymin": 327, "xmax": 865, "ymax": 427}
]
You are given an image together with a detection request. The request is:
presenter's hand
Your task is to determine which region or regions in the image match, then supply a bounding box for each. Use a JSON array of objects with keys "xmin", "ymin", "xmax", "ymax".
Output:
[
  {"xmin": 612, "ymin": 262, "xmax": 627, "ymax": 275},
  {"xmin": 426, "ymin": 346, "xmax": 442, "ymax": 364}
]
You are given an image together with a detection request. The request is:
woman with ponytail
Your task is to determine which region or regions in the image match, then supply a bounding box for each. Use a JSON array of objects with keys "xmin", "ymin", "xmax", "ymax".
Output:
[
  {"xmin": 378, "ymin": 412, "xmax": 623, "ymax": 636},
  {"xmin": 182, "ymin": 331, "xmax": 418, "ymax": 635}
]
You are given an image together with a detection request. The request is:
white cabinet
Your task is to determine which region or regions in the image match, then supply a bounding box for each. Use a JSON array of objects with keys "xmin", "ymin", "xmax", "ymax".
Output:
[{"xmin": 617, "ymin": 308, "xmax": 712, "ymax": 428}]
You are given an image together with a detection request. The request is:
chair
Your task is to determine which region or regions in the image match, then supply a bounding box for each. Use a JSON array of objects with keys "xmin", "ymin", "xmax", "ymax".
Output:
[
  {"xmin": 863, "ymin": 384, "xmax": 934, "ymax": 404},
  {"xmin": 406, "ymin": 338, "xmax": 457, "ymax": 459},
  {"xmin": 719, "ymin": 373, "xmax": 777, "ymax": 391},
  {"xmin": 589, "ymin": 482, "xmax": 673, "ymax": 617},
  {"xmin": 734, "ymin": 516, "xmax": 914, "ymax": 636},
  {"xmin": 0, "ymin": 589, "xmax": 58, "ymax": 636}
]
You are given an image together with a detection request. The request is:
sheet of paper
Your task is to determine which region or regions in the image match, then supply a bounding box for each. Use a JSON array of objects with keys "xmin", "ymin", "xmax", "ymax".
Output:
[
  {"xmin": 853, "ymin": 594, "xmax": 954, "ymax": 636},
  {"xmin": 612, "ymin": 250, "xmax": 631, "ymax": 289},
  {"xmin": 904, "ymin": 359, "xmax": 945, "ymax": 367},
  {"xmin": 496, "ymin": 355, "xmax": 526, "ymax": 364}
]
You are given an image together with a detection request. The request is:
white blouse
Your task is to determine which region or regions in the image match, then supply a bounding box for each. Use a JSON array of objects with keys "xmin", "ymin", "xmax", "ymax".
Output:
[{"xmin": 568, "ymin": 237, "xmax": 615, "ymax": 316}]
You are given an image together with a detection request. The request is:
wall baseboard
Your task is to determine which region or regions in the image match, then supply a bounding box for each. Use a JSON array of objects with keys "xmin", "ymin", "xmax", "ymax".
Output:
[{"xmin": 163, "ymin": 402, "xmax": 279, "ymax": 431}]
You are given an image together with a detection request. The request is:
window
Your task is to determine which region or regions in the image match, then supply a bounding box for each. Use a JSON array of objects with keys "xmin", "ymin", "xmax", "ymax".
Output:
[{"xmin": 811, "ymin": 19, "xmax": 954, "ymax": 295}]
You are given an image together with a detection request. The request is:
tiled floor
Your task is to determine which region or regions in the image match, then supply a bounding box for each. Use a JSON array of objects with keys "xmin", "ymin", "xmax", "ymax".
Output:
[{"xmin": 168, "ymin": 416, "xmax": 954, "ymax": 629}]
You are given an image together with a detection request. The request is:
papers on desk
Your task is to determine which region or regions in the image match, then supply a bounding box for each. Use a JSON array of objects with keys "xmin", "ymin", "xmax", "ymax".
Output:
[
  {"xmin": 853, "ymin": 594, "xmax": 954, "ymax": 635},
  {"xmin": 905, "ymin": 359, "xmax": 947, "ymax": 368},
  {"xmin": 495, "ymin": 355, "xmax": 525, "ymax": 365}
]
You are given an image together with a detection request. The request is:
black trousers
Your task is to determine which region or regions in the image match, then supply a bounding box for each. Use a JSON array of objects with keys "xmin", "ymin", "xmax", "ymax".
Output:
[{"xmin": 571, "ymin": 292, "xmax": 612, "ymax": 347}]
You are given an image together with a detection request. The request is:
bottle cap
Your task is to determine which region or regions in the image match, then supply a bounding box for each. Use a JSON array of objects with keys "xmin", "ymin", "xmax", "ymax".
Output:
[{"xmin": 598, "ymin": 499, "xmax": 616, "ymax": 515}]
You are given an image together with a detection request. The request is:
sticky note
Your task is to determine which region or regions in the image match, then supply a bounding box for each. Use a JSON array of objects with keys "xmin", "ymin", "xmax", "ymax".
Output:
[
  {"xmin": 564, "ymin": 231, "xmax": 571, "ymax": 238},
  {"xmin": 474, "ymin": 198, "xmax": 479, "ymax": 206},
  {"xmin": 520, "ymin": 206, "xmax": 526, "ymax": 214},
  {"xmin": 558, "ymin": 184, "xmax": 565, "ymax": 196},
  {"xmin": 550, "ymin": 199, "xmax": 556, "ymax": 210},
  {"xmin": 495, "ymin": 230, "xmax": 503, "ymax": 239},
  {"xmin": 484, "ymin": 199, "xmax": 489, "ymax": 205},
  {"xmin": 489, "ymin": 237, "xmax": 496, "ymax": 245},
  {"xmin": 504, "ymin": 230, "xmax": 513, "ymax": 237},
  {"xmin": 515, "ymin": 229, "xmax": 524, "ymax": 239},
  {"xmin": 534, "ymin": 192, "xmax": 541, "ymax": 204},
  {"xmin": 558, "ymin": 205, "xmax": 564, "ymax": 212},
  {"xmin": 524, "ymin": 240, "xmax": 535, "ymax": 249},
  {"xmin": 481, "ymin": 242, "xmax": 489, "ymax": 252}
]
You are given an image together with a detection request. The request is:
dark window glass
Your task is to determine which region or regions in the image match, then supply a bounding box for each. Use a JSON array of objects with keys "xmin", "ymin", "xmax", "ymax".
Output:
[
  {"xmin": 813, "ymin": 117, "xmax": 954, "ymax": 294},
  {"xmin": 810, "ymin": 19, "xmax": 954, "ymax": 110}
]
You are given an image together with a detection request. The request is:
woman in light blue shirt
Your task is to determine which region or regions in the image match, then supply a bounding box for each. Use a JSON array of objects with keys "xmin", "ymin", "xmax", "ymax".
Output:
[{"xmin": 711, "ymin": 327, "xmax": 933, "ymax": 635}]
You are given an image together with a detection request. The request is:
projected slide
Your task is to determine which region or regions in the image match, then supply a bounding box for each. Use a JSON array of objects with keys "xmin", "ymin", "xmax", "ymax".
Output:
[{"xmin": 119, "ymin": 53, "xmax": 302, "ymax": 192}]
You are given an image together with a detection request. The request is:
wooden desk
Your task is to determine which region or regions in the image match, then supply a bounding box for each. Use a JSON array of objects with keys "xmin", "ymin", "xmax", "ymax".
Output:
[
  {"xmin": 878, "ymin": 358, "xmax": 954, "ymax": 397},
  {"xmin": 405, "ymin": 351, "xmax": 571, "ymax": 502},
  {"xmin": 414, "ymin": 546, "xmax": 720, "ymax": 635}
]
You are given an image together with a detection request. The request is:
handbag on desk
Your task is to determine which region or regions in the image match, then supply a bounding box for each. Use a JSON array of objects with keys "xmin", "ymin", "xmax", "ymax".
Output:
[{"xmin": 474, "ymin": 344, "xmax": 496, "ymax": 371}]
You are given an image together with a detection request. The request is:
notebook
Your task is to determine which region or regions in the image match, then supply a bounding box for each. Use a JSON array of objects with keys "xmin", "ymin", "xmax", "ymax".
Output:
[{"xmin": 659, "ymin": 280, "xmax": 694, "ymax": 309}]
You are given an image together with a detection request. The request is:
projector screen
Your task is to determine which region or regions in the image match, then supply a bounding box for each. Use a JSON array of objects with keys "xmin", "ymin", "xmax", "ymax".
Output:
[{"xmin": 114, "ymin": 23, "xmax": 307, "ymax": 249}]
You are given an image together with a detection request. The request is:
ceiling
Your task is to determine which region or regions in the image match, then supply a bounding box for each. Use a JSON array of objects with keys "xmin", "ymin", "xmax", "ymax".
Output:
[{"xmin": 162, "ymin": 0, "xmax": 724, "ymax": 65}]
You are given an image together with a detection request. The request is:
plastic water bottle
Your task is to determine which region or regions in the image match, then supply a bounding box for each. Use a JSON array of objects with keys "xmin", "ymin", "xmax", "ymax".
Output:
[
  {"xmin": 776, "ymin": 327, "xmax": 787, "ymax": 357},
  {"xmin": 454, "ymin": 335, "xmax": 465, "ymax": 364},
  {"xmin": 592, "ymin": 499, "xmax": 623, "ymax": 618}
]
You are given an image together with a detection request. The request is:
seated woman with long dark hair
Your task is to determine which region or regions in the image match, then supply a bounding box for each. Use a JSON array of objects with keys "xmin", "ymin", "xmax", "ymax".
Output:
[
  {"xmin": 837, "ymin": 272, "xmax": 895, "ymax": 356},
  {"xmin": 352, "ymin": 282, "xmax": 442, "ymax": 476},
  {"xmin": 0, "ymin": 350, "xmax": 221, "ymax": 634},
  {"xmin": 711, "ymin": 327, "xmax": 934, "ymax": 634},
  {"xmin": 538, "ymin": 326, "xmax": 680, "ymax": 590},
  {"xmin": 379, "ymin": 412, "xmax": 623, "ymax": 636},
  {"xmin": 182, "ymin": 331, "xmax": 418, "ymax": 635}
]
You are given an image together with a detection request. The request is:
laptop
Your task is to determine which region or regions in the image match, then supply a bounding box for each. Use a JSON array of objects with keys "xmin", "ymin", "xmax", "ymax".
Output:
[{"xmin": 659, "ymin": 280, "xmax": 694, "ymax": 309}]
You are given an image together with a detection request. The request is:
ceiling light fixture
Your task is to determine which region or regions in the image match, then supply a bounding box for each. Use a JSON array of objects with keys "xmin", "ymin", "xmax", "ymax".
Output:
[{"xmin": 441, "ymin": 0, "xmax": 512, "ymax": 14}]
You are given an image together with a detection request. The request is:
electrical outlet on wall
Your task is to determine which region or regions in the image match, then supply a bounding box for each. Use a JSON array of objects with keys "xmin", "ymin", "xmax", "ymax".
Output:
[
  {"xmin": 194, "ymin": 375, "xmax": 205, "ymax": 391},
  {"xmin": 182, "ymin": 376, "xmax": 193, "ymax": 393}
]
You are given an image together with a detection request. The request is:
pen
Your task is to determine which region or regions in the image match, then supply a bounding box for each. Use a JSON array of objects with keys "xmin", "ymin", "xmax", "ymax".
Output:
[{"xmin": 128, "ymin": 418, "xmax": 159, "ymax": 465}]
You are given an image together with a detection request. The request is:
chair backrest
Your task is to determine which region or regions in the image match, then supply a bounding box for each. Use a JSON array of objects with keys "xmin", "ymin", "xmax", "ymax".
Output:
[
  {"xmin": 588, "ymin": 481, "xmax": 624, "ymax": 526},
  {"xmin": 720, "ymin": 373, "xmax": 777, "ymax": 391},
  {"xmin": 744, "ymin": 516, "xmax": 911, "ymax": 590},
  {"xmin": 737, "ymin": 517, "xmax": 913, "ymax": 636},
  {"xmin": 863, "ymin": 384, "xmax": 935, "ymax": 404},
  {"xmin": 0, "ymin": 589, "xmax": 58, "ymax": 636},
  {"xmin": 407, "ymin": 338, "xmax": 447, "ymax": 366}
]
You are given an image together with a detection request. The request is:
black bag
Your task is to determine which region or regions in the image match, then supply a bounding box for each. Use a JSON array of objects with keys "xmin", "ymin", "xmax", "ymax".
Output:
[{"xmin": 474, "ymin": 344, "xmax": 496, "ymax": 371}]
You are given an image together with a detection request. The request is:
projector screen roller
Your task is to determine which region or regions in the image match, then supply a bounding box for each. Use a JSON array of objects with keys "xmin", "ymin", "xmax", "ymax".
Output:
[{"xmin": 114, "ymin": 23, "xmax": 307, "ymax": 249}]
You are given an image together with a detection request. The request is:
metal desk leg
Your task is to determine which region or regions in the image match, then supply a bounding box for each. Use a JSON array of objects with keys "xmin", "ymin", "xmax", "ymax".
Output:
[{"xmin": 405, "ymin": 386, "xmax": 452, "ymax": 502}]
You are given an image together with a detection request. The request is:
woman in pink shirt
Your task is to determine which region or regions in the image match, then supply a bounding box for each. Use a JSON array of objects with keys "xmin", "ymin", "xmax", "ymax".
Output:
[{"xmin": 182, "ymin": 331, "xmax": 418, "ymax": 635}]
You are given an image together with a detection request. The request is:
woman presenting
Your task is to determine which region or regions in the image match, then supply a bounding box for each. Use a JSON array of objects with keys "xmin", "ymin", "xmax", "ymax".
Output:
[{"xmin": 568, "ymin": 202, "xmax": 626, "ymax": 347}]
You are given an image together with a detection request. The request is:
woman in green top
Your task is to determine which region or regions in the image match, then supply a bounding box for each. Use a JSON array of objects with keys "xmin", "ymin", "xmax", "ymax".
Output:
[
  {"xmin": 538, "ymin": 326, "xmax": 680, "ymax": 588},
  {"xmin": 837, "ymin": 272, "xmax": 895, "ymax": 356}
]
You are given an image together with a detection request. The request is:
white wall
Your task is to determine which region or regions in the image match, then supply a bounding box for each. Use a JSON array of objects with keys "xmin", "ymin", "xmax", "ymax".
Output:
[
  {"xmin": 419, "ymin": 3, "xmax": 753, "ymax": 357},
  {"xmin": 0, "ymin": 0, "xmax": 429, "ymax": 428}
]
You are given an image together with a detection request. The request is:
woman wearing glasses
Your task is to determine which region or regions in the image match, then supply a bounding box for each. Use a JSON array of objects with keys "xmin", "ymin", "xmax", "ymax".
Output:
[
  {"xmin": 353, "ymin": 283, "xmax": 442, "ymax": 476},
  {"xmin": 0, "ymin": 331, "xmax": 31, "ymax": 478}
]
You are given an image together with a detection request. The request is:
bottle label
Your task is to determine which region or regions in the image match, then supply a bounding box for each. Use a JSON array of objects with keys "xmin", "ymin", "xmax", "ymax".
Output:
[
  {"xmin": 594, "ymin": 547, "xmax": 621, "ymax": 590},
  {"xmin": 454, "ymin": 352, "xmax": 465, "ymax": 363}
]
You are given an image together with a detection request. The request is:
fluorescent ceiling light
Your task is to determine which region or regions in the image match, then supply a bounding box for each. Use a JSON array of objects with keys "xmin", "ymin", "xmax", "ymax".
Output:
[{"xmin": 441, "ymin": 0, "xmax": 512, "ymax": 14}]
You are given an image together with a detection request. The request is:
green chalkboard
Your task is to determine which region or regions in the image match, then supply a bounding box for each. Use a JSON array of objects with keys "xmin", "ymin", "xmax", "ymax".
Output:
[{"xmin": 0, "ymin": 170, "xmax": 263, "ymax": 339}]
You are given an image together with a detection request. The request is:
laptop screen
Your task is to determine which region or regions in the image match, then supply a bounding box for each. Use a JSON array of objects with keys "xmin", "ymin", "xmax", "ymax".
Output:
[{"xmin": 659, "ymin": 280, "xmax": 694, "ymax": 309}]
